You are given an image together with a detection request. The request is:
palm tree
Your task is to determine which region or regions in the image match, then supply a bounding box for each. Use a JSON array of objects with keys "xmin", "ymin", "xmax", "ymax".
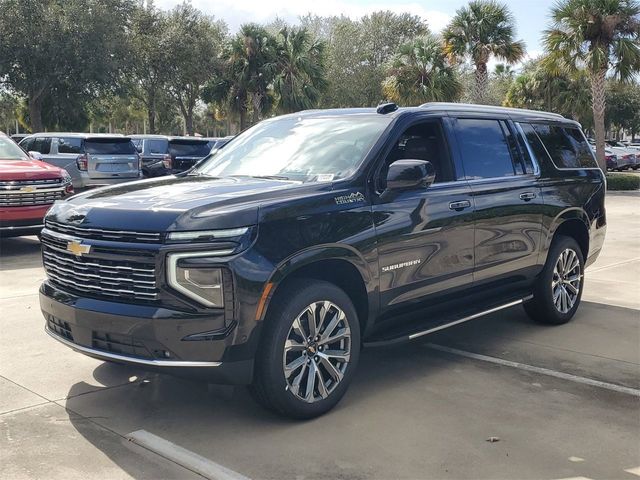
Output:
[
  {"xmin": 273, "ymin": 27, "xmax": 328, "ymax": 113},
  {"xmin": 382, "ymin": 34, "xmax": 461, "ymax": 105},
  {"xmin": 443, "ymin": 0, "xmax": 525, "ymax": 104},
  {"xmin": 543, "ymin": 0, "xmax": 640, "ymax": 170}
]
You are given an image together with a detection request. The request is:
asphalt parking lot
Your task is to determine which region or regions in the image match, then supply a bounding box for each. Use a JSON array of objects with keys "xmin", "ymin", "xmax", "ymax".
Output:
[{"xmin": 1, "ymin": 192, "xmax": 639, "ymax": 480}]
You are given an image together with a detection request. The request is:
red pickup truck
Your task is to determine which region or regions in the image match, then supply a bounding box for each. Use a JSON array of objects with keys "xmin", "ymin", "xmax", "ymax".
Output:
[{"xmin": 0, "ymin": 132, "xmax": 73, "ymax": 237}]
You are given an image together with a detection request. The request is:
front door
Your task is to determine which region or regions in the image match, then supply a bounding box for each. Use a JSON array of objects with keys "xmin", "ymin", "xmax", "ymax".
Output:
[{"xmin": 372, "ymin": 119, "xmax": 475, "ymax": 315}]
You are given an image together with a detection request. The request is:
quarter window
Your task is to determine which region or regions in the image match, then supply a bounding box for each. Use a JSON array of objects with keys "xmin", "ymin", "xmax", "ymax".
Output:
[
  {"xmin": 455, "ymin": 118, "xmax": 516, "ymax": 179},
  {"xmin": 58, "ymin": 137, "xmax": 83, "ymax": 154},
  {"xmin": 531, "ymin": 124, "xmax": 597, "ymax": 169}
]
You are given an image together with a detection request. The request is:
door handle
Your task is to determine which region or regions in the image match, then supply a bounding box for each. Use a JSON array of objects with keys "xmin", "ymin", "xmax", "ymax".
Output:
[
  {"xmin": 519, "ymin": 192, "xmax": 537, "ymax": 201},
  {"xmin": 449, "ymin": 200, "xmax": 471, "ymax": 211}
]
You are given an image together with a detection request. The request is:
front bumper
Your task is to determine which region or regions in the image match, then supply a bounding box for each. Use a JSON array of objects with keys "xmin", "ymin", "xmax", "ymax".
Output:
[{"xmin": 40, "ymin": 281, "xmax": 254, "ymax": 384}]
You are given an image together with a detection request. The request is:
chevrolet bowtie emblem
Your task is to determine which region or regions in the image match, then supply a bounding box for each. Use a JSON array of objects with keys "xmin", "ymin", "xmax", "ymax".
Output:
[
  {"xmin": 20, "ymin": 186, "xmax": 36, "ymax": 193},
  {"xmin": 66, "ymin": 240, "xmax": 91, "ymax": 257}
]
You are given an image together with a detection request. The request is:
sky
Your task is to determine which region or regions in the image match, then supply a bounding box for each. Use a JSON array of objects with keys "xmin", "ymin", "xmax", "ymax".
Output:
[{"xmin": 156, "ymin": 0, "xmax": 555, "ymax": 67}]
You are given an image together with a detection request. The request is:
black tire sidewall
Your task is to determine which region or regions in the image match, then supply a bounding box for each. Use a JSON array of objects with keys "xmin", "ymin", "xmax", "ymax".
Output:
[
  {"xmin": 255, "ymin": 280, "xmax": 361, "ymax": 419},
  {"xmin": 530, "ymin": 235, "xmax": 585, "ymax": 324}
]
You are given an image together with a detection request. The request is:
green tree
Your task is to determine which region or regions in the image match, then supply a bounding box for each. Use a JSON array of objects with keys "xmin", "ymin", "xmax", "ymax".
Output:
[
  {"xmin": 381, "ymin": 34, "xmax": 461, "ymax": 105},
  {"xmin": 0, "ymin": 0, "xmax": 134, "ymax": 132},
  {"xmin": 165, "ymin": 3, "xmax": 227, "ymax": 135},
  {"xmin": 129, "ymin": 1, "xmax": 171, "ymax": 134},
  {"xmin": 273, "ymin": 27, "xmax": 328, "ymax": 113},
  {"xmin": 443, "ymin": 0, "xmax": 525, "ymax": 104},
  {"xmin": 606, "ymin": 81, "xmax": 640, "ymax": 138},
  {"xmin": 0, "ymin": 92, "xmax": 20, "ymax": 134},
  {"xmin": 543, "ymin": 0, "xmax": 640, "ymax": 169}
]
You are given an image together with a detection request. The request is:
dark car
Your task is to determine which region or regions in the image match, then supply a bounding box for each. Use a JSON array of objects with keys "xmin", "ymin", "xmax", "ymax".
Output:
[
  {"xmin": 130, "ymin": 135, "xmax": 211, "ymax": 176},
  {"xmin": 40, "ymin": 103, "xmax": 606, "ymax": 419}
]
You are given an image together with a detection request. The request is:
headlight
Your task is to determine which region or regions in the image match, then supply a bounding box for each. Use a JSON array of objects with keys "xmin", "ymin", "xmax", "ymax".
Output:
[
  {"xmin": 167, "ymin": 251, "xmax": 231, "ymax": 307},
  {"xmin": 166, "ymin": 227, "xmax": 249, "ymax": 243}
]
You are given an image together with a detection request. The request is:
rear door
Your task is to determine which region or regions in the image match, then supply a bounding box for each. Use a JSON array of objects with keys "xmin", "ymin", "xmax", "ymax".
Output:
[
  {"xmin": 84, "ymin": 137, "xmax": 139, "ymax": 179},
  {"xmin": 451, "ymin": 116, "xmax": 544, "ymax": 287}
]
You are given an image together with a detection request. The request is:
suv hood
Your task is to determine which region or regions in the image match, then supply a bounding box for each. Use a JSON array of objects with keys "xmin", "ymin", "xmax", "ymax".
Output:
[
  {"xmin": 47, "ymin": 175, "xmax": 325, "ymax": 232},
  {"xmin": 0, "ymin": 159, "xmax": 65, "ymax": 180}
]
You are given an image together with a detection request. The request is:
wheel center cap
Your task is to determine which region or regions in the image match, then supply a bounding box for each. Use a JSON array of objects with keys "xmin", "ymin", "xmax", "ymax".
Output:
[{"xmin": 307, "ymin": 344, "xmax": 317, "ymax": 355}]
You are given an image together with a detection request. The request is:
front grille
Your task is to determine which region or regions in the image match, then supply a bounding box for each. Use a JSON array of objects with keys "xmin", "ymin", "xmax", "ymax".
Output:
[
  {"xmin": 41, "ymin": 236, "xmax": 159, "ymax": 302},
  {"xmin": 46, "ymin": 220, "xmax": 161, "ymax": 243},
  {"xmin": 0, "ymin": 178, "xmax": 65, "ymax": 206}
]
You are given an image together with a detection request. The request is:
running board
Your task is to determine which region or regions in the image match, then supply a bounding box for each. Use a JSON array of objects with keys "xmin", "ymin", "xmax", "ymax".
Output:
[{"xmin": 364, "ymin": 295, "xmax": 532, "ymax": 348}]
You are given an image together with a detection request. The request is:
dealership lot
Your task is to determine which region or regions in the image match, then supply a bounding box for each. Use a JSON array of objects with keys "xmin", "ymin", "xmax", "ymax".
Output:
[{"xmin": 1, "ymin": 192, "xmax": 639, "ymax": 480}]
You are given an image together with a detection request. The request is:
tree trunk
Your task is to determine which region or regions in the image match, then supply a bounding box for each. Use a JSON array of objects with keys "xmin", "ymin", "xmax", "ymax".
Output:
[
  {"xmin": 147, "ymin": 105, "xmax": 156, "ymax": 134},
  {"xmin": 474, "ymin": 62, "xmax": 488, "ymax": 104},
  {"xmin": 239, "ymin": 108, "xmax": 247, "ymax": 131},
  {"xmin": 590, "ymin": 69, "xmax": 607, "ymax": 171},
  {"xmin": 185, "ymin": 108, "xmax": 194, "ymax": 136},
  {"xmin": 28, "ymin": 95, "xmax": 43, "ymax": 133}
]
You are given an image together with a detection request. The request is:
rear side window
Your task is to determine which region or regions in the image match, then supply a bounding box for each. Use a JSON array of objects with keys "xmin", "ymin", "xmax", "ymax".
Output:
[
  {"xmin": 455, "ymin": 118, "xmax": 516, "ymax": 179},
  {"xmin": 169, "ymin": 141, "xmax": 210, "ymax": 158},
  {"xmin": 58, "ymin": 137, "xmax": 83, "ymax": 154},
  {"xmin": 85, "ymin": 139, "xmax": 137, "ymax": 155},
  {"xmin": 531, "ymin": 124, "xmax": 597, "ymax": 169},
  {"xmin": 148, "ymin": 139, "xmax": 168, "ymax": 154}
]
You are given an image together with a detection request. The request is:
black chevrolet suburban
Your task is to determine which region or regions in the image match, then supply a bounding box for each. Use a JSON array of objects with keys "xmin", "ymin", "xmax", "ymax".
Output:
[{"xmin": 40, "ymin": 103, "xmax": 606, "ymax": 418}]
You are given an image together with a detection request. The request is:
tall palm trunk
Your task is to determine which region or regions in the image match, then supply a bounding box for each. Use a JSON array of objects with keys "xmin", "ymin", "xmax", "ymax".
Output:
[
  {"xmin": 590, "ymin": 68, "xmax": 607, "ymax": 171},
  {"xmin": 474, "ymin": 62, "xmax": 489, "ymax": 104}
]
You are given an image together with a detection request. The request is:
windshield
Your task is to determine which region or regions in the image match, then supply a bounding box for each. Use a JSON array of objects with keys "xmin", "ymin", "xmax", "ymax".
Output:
[
  {"xmin": 85, "ymin": 139, "xmax": 137, "ymax": 155},
  {"xmin": 0, "ymin": 136, "xmax": 28, "ymax": 160},
  {"xmin": 196, "ymin": 115, "xmax": 390, "ymax": 182}
]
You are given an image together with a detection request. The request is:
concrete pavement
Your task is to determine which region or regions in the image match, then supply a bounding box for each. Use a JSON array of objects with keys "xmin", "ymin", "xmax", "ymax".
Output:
[{"xmin": 1, "ymin": 193, "xmax": 638, "ymax": 479}]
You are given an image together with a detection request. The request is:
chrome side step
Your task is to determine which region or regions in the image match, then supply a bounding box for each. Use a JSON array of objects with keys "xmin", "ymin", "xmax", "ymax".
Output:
[{"xmin": 365, "ymin": 295, "xmax": 532, "ymax": 348}]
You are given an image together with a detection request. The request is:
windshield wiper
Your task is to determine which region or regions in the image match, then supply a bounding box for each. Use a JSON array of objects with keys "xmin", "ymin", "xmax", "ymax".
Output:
[{"xmin": 228, "ymin": 174, "xmax": 290, "ymax": 181}]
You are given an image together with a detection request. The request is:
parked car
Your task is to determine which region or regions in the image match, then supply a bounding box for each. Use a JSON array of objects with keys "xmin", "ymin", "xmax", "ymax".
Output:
[
  {"xmin": 590, "ymin": 145, "xmax": 618, "ymax": 171},
  {"xmin": 166, "ymin": 137, "xmax": 211, "ymax": 173},
  {"xmin": 0, "ymin": 132, "xmax": 73, "ymax": 237},
  {"xmin": 605, "ymin": 140, "xmax": 638, "ymax": 170},
  {"xmin": 40, "ymin": 103, "xmax": 606, "ymax": 418},
  {"xmin": 19, "ymin": 133, "xmax": 141, "ymax": 189},
  {"xmin": 10, "ymin": 133, "xmax": 28, "ymax": 144},
  {"xmin": 130, "ymin": 135, "xmax": 172, "ymax": 178}
]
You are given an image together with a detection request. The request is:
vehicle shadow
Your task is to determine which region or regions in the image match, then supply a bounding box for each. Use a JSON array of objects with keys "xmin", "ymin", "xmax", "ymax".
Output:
[
  {"xmin": 0, "ymin": 235, "xmax": 42, "ymax": 271},
  {"xmin": 62, "ymin": 302, "xmax": 639, "ymax": 478}
]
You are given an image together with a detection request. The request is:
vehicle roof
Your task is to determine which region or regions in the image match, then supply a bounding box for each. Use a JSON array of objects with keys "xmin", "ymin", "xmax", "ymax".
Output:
[
  {"xmin": 129, "ymin": 134, "xmax": 169, "ymax": 139},
  {"xmin": 296, "ymin": 102, "xmax": 576, "ymax": 124},
  {"xmin": 25, "ymin": 132, "xmax": 128, "ymax": 139}
]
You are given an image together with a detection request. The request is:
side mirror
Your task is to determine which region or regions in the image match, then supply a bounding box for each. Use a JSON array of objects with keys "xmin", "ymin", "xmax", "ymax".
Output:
[
  {"xmin": 29, "ymin": 151, "xmax": 43, "ymax": 161},
  {"xmin": 385, "ymin": 159, "xmax": 435, "ymax": 193}
]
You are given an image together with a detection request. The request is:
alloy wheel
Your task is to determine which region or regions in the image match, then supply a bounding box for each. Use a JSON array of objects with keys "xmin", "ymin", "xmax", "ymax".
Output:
[
  {"xmin": 282, "ymin": 301, "xmax": 351, "ymax": 403},
  {"xmin": 552, "ymin": 248, "xmax": 582, "ymax": 314}
]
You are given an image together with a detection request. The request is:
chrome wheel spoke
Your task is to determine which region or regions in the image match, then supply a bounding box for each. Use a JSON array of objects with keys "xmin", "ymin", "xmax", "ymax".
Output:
[
  {"xmin": 552, "ymin": 248, "xmax": 581, "ymax": 314},
  {"xmin": 564, "ymin": 282, "xmax": 578, "ymax": 295},
  {"xmin": 283, "ymin": 300, "xmax": 351, "ymax": 403}
]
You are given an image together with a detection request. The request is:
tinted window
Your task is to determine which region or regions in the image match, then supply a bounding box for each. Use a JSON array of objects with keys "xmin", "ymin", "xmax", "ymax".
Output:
[
  {"xmin": 169, "ymin": 141, "xmax": 211, "ymax": 158},
  {"xmin": 514, "ymin": 123, "xmax": 540, "ymax": 174},
  {"xmin": 148, "ymin": 139, "xmax": 168, "ymax": 154},
  {"xmin": 85, "ymin": 139, "xmax": 137, "ymax": 155},
  {"xmin": 58, "ymin": 137, "xmax": 83, "ymax": 154},
  {"xmin": 32, "ymin": 137, "xmax": 51, "ymax": 154},
  {"xmin": 456, "ymin": 118, "xmax": 516, "ymax": 179},
  {"xmin": 19, "ymin": 137, "xmax": 34, "ymax": 152},
  {"xmin": 531, "ymin": 124, "xmax": 597, "ymax": 168},
  {"xmin": 132, "ymin": 139, "xmax": 143, "ymax": 152},
  {"xmin": 379, "ymin": 121, "xmax": 454, "ymax": 190}
]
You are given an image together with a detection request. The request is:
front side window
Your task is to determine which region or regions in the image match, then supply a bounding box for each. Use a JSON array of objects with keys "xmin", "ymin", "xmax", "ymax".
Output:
[
  {"xmin": 32, "ymin": 137, "xmax": 51, "ymax": 154},
  {"xmin": 455, "ymin": 118, "xmax": 516, "ymax": 179},
  {"xmin": 196, "ymin": 115, "xmax": 391, "ymax": 182},
  {"xmin": 531, "ymin": 124, "xmax": 597, "ymax": 169},
  {"xmin": 378, "ymin": 121, "xmax": 455, "ymax": 190}
]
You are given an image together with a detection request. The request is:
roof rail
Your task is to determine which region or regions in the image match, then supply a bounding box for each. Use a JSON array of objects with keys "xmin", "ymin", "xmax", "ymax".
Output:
[{"xmin": 419, "ymin": 102, "xmax": 565, "ymax": 120}]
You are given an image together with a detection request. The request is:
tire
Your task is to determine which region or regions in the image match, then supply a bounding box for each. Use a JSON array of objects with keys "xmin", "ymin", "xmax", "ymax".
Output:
[
  {"xmin": 524, "ymin": 235, "xmax": 584, "ymax": 325},
  {"xmin": 250, "ymin": 279, "xmax": 361, "ymax": 419}
]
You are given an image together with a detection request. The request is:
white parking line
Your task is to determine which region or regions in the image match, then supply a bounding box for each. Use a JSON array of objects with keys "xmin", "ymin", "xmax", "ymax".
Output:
[
  {"xmin": 425, "ymin": 343, "xmax": 640, "ymax": 397},
  {"xmin": 625, "ymin": 466, "xmax": 640, "ymax": 477},
  {"xmin": 126, "ymin": 430, "xmax": 251, "ymax": 480}
]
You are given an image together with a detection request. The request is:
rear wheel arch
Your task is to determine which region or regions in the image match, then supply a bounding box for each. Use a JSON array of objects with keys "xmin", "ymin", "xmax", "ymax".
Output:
[{"xmin": 550, "ymin": 215, "xmax": 590, "ymax": 261}]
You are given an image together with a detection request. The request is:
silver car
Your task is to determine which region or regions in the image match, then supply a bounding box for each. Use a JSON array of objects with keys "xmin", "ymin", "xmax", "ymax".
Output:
[{"xmin": 19, "ymin": 133, "xmax": 141, "ymax": 189}]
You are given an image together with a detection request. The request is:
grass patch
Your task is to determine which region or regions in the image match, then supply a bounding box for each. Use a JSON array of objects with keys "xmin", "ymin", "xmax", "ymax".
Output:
[{"xmin": 606, "ymin": 173, "xmax": 640, "ymax": 191}]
